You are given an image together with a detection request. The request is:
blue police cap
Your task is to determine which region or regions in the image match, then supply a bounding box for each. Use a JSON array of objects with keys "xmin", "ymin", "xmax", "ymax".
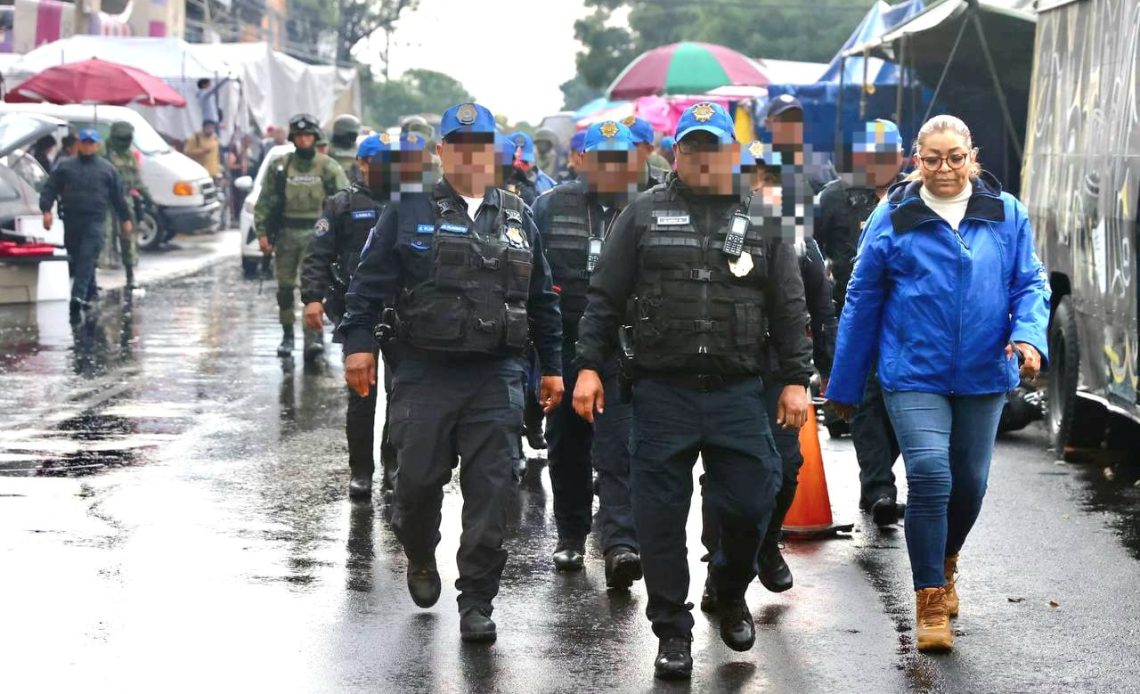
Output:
[
  {"xmin": 620, "ymin": 115, "xmax": 655, "ymax": 145},
  {"xmin": 853, "ymin": 119, "xmax": 903, "ymax": 153},
  {"xmin": 583, "ymin": 121, "xmax": 635, "ymax": 153},
  {"xmin": 507, "ymin": 131, "xmax": 536, "ymax": 163},
  {"xmin": 569, "ymin": 130, "xmax": 587, "ymax": 153},
  {"xmin": 77, "ymin": 128, "xmax": 100, "ymax": 143},
  {"xmin": 659, "ymin": 135, "xmax": 675, "ymax": 150},
  {"xmin": 440, "ymin": 102, "xmax": 496, "ymax": 139},
  {"xmin": 674, "ymin": 102, "xmax": 735, "ymax": 145},
  {"xmin": 357, "ymin": 132, "xmax": 428, "ymax": 159}
]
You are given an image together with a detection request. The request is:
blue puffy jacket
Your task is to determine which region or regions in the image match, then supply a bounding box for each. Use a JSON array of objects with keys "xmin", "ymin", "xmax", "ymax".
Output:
[{"xmin": 826, "ymin": 172, "xmax": 1051, "ymax": 404}]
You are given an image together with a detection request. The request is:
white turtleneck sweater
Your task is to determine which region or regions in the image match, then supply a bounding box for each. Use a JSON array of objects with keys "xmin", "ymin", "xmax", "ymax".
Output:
[{"xmin": 920, "ymin": 181, "xmax": 972, "ymax": 231}]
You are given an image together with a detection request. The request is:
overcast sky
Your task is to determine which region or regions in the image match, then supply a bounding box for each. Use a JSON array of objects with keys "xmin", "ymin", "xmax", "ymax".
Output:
[{"xmin": 365, "ymin": 0, "xmax": 594, "ymax": 123}]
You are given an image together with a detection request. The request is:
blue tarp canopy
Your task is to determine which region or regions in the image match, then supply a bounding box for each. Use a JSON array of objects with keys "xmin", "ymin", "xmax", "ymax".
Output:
[{"xmin": 819, "ymin": 0, "xmax": 927, "ymax": 85}]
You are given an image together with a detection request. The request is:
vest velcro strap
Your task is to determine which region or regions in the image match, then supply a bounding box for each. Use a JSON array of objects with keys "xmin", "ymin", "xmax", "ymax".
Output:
[
  {"xmin": 659, "ymin": 268, "xmax": 718, "ymax": 282},
  {"xmin": 476, "ymin": 318, "xmax": 498, "ymax": 332},
  {"xmin": 668, "ymin": 319, "xmax": 718, "ymax": 332}
]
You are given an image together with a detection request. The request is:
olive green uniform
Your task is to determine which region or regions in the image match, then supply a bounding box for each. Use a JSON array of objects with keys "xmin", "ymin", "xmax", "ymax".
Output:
[
  {"xmin": 103, "ymin": 123, "xmax": 149, "ymax": 284},
  {"xmin": 254, "ymin": 152, "xmax": 348, "ymax": 327}
]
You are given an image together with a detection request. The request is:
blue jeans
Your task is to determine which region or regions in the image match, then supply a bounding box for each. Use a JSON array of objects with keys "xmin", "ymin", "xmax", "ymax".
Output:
[{"xmin": 883, "ymin": 391, "xmax": 1006, "ymax": 589}]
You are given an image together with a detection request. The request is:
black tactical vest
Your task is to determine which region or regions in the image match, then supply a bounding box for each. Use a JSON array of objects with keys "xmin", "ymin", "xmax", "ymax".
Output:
[
  {"xmin": 632, "ymin": 187, "xmax": 770, "ymax": 371},
  {"xmin": 395, "ymin": 190, "xmax": 533, "ymax": 354},
  {"xmin": 340, "ymin": 187, "xmax": 383, "ymax": 284},
  {"xmin": 542, "ymin": 181, "xmax": 601, "ymax": 324}
]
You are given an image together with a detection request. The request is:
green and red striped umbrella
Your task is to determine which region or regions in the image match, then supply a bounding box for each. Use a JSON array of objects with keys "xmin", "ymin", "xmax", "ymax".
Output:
[{"xmin": 606, "ymin": 42, "xmax": 769, "ymax": 100}]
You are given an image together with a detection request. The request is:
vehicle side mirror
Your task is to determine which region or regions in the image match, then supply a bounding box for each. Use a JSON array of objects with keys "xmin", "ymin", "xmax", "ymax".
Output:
[{"xmin": 234, "ymin": 175, "xmax": 253, "ymax": 192}]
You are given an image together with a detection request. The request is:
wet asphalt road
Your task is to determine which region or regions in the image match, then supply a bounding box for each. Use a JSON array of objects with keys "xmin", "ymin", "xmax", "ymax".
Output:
[{"xmin": 2, "ymin": 262, "xmax": 1139, "ymax": 693}]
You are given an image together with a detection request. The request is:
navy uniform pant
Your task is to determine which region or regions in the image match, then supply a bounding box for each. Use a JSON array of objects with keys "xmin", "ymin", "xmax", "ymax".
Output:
[
  {"xmin": 387, "ymin": 356, "xmax": 524, "ymax": 614},
  {"xmin": 632, "ymin": 376, "xmax": 781, "ymax": 639},
  {"xmin": 64, "ymin": 217, "xmax": 105, "ymax": 304},
  {"xmin": 853, "ymin": 369, "xmax": 901, "ymax": 508},
  {"xmin": 545, "ymin": 344, "xmax": 637, "ymax": 552}
]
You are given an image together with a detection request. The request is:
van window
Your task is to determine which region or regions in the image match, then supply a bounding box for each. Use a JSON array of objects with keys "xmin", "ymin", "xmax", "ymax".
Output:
[{"xmin": 0, "ymin": 171, "xmax": 21, "ymax": 202}]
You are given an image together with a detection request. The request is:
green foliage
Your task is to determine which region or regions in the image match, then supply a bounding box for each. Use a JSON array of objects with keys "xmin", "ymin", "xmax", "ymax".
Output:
[
  {"xmin": 559, "ymin": 75, "xmax": 604, "ymax": 111},
  {"xmin": 363, "ymin": 69, "xmax": 475, "ymax": 129}
]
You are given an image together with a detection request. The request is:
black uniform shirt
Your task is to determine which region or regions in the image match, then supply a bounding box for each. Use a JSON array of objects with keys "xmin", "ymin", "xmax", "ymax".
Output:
[{"xmin": 39, "ymin": 154, "xmax": 130, "ymax": 222}]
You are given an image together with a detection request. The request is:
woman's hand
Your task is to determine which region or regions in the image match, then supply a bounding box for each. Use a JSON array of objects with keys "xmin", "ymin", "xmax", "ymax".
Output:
[
  {"xmin": 828, "ymin": 401, "xmax": 856, "ymax": 422},
  {"xmin": 1007, "ymin": 342, "xmax": 1042, "ymax": 380}
]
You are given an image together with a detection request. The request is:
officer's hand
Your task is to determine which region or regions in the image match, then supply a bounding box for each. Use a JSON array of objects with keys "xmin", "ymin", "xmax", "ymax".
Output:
[
  {"xmin": 777, "ymin": 385, "xmax": 810, "ymax": 430},
  {"xmin": 258, "ymin": 236, "xmax": 272, "ymax": 254},
  {"xmin": 42, "ymin": 211, "xmax": 53, "ymax": 231},
  {"xmin": 303, "ymin": 302, "xmax": 324, "ymax": 331},
  {"xmin": 1007, "ymin": 342, "xmax": 1042, "ymax": 381},
  {"xmin": 344, "ymin": 352, "xmax": 376, "ymax": 398},
  {"xmin": 572, "ymin": 369, "xmax": 604, "ymax": 423},
  {"xmin": 539, "ymin": 375, "xmax": 564, "ymax": 414},
  {"xmin": 121, "ymin": 220, "xmax": 133, "ymax": 236}
]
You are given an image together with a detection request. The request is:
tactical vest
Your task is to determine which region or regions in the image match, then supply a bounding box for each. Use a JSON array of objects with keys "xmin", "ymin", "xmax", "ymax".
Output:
[
  {"xmin": 396, "ymin": 190, "xmax": 533, "ymax": 354},
  {"xmin": 843, "ymin": 184, "xmax": 881, "ymax": 234},
  {"xmin": 542, "ymin": 181, "xmax": 601, "ymax": 324},
  {"xmin": 632, "ymin": 188, "xmax": 770, "ymax": 371},
  {"xmin": 340, "ymin": 187, "xmax": 383, "ymax": 284},
  {"xmin": 282, "ymin": 154, "xmax": 336, "ymax": 226}
]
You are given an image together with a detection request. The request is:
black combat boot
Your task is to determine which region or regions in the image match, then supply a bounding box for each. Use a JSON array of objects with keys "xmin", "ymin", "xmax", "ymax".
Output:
[
  {"xmin": 757, "ymin": 539, "xmax": 793, "ymax": 593},
  {"xmin": 277, "ymin": 326, "xmax": 294, "ymax": 357},
  {"xmin": 654, "ymin": 635, "xmax": 693, "ymax": 680},
  {"xmin": 348, "ymin": 473, "xmax": 372, "ymax": 500},
  {"xmin": 407, "ymin": 558, "xmax": 441, "ymax": 608},
  {"xmin": 717, "ymin": 597, "xmax": 756, "ymax": 652},
  {"xmin": 303, "ymin": 328, "xmax": 324, "ymax": 362},
  {"xmin": 604, "ymin": 545, "xmax": 642, "ymax": 590},
  {"xmin": 460, "ymin": 608, "xmax": 497, "ymax": 643},
  {"xmin": 552, "ymin": 537, "xmax": 585, "ymax": 571}
]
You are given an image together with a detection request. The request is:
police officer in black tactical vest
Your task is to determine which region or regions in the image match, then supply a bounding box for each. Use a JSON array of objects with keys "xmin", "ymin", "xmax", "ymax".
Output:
[
  {"xmin": 337, "ymin": 102, "xmax": 564, "ymax": 644},
  {"xmin": 573, "ymin": 103, "xmax": 813, "ymax": 680},
  {"xmin": 531, "ymin": 120, "xmax": 642, "ymax": 587},
  {"xmin": 300, "ymin": 131, "xmax": 429, "ymax": 501}
]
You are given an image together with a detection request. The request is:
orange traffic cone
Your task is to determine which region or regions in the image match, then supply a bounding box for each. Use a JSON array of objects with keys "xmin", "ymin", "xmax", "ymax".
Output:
[{"xmin": 782, "ymin": 403, "xmax": 853, "ymax": 539}]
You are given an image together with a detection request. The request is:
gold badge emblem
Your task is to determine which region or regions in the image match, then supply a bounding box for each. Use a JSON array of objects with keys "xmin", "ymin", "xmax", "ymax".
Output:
[
  {"xmin": 379, "ymin": 132, "xmax": 391, "ymax": 145},
  {"xmin": 600, "ymin": 121, "xmax": 619, "ymax": 138},
  {"xmin": 406, "ymin": 133, "xmax": 419, "ymax": 143},
  {"xmin": 693, "ymin": 103, "xmax": 715, "ymax": 122},
  {"xmin": 506, "ymin": 226, "xmax": 527, "ymax": 247},
  {"xmin": 457, "ymin": 103, "xmax": 478, "ymax": 125},
  {"xmin": 749, "ymin": 140, "xmax": 763, "ymax": 158},
  {"xmin": 622, "ymin": 115, "xmax": 637, "ymax": 127}
]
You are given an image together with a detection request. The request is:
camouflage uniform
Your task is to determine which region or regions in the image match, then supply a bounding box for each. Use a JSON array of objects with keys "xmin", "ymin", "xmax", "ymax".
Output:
[{"xmin": 103, "ymin": 121, "xmax": 150, "ymax": 287}]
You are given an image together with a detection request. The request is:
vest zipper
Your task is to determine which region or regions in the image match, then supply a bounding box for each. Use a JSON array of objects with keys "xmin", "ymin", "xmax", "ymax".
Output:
[{"xmin": 700, "ymin": 205, "xmax": 713, "ymax": 355}]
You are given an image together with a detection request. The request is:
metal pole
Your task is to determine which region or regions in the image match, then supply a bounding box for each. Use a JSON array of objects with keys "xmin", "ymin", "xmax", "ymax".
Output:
[
  {"xmin": 860, "ymin": 48, "xmax": 870, "ymax": 119},
  {"xmin": 895, "ymin": 34, "xmax": 906, "ymax": 124},
  {"xmin": 971, "ymin": 11, "xmax": 1024, "ymax": 161},
  {"xmin": 835, "ymin": 53, "xmax": 847, "ymax": 173},
  {"xmin": 922, "ymin": 15, "xmax": 970, "ymax": 123}
]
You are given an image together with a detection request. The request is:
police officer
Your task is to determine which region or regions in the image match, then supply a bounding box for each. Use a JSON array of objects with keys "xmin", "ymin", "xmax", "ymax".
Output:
[
  {"xmin": 328, "ymin": 114, "xmax": 362, "ymax": 180},
  {"xmin": 763, "ymin": 94, "xmax": 839, "ymax": 194},
  {"xmin": 700, "ymin": 142, "xmax": 838, "ymax": 608},
  {"xmin": 40, "ymin": 129, "xmax": 132, "ymax": 322},
  {"xmin": 301, "ymin": 133, "xmax": 424, "ymax": 499},
  {"xmin": 623, "ymin": 115, "xmax": 669, "ymax": 188},
  {"xmin": 818, "ymin": 119, "xmax": 907, "ymax": 525},
  {"xmin": 657, "ymin": 135, "xmax": 676, "ymax": 167},
  {"xmin": 533, "ymin": 127, "xmax": 563, "ymax": 179},
  {"xmin": 338, "ymin": 102, "xmax": 564, "ymax": 644},
  {"xmin": 504, "ymin": 131, "xmax": 557, "ymax": 206},
  {"xmin": 532, "ymin": 120, "xmax": 642, "ymax": 587},
  {"xmin": 255, "ymin": 113, "xmax": 349, "ymax": 360},
  {"xmin": 573, "ymin": 102, "xmax": 813, "ymax": 679},
  {"xmin": 104, "ymin": 121, "xmax": 152, "ymax": 291}
]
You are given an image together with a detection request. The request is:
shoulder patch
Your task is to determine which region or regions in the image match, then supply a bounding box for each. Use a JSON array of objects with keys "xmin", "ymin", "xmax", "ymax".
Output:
[
  {"xmin": 504, "ymin": 208, "xmax": 523, "ymax": 223},
  {"xmin": 314, "ymin": 217, "xmax": 331, "ymax": 236}
]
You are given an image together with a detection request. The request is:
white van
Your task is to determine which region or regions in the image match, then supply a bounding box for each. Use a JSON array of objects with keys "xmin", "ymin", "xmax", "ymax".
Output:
[{"xmin": 0, "ymin": 103, "xmax": 222, "ymax": 249}]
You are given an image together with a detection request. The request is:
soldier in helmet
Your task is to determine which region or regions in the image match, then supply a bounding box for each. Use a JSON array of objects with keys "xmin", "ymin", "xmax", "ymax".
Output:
[
  {"xmin": 104, "ymin": 120, "xmax": 152, "ymax": 291},
  {"xmin": 255, "ymin": 113, "xmax": 349, "ymax": 359},
  {"xmin": 329, "ymin": 114, "xmax": 362, "ymax": 180}
]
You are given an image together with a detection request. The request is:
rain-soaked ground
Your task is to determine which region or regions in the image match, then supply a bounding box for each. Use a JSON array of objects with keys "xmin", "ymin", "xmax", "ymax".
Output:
[{"xmin": 2, "ymin": 260, "xmax": 1140, "ymax": 693}]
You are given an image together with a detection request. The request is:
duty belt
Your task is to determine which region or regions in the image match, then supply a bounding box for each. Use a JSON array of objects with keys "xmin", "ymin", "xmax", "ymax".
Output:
[{"xmin": 641, "ymin": 371, "xmax": 757, "ymax": 392}]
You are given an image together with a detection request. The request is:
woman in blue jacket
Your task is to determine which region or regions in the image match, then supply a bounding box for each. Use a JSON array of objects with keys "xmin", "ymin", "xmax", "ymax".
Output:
[{"xmin": 826, "ymin": 115, "xmax": 1050, "ymax": 652}]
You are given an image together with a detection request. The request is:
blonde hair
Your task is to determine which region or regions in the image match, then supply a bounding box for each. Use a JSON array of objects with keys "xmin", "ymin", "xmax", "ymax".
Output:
[{"xmin": 905, "ymin": 115, "xmax": 982, "ymax": 182}]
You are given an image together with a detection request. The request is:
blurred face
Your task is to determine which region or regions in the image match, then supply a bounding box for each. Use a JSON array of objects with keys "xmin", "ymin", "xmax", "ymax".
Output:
[
  {"xmin": 273, "ymin": 130, "xmax": 287, "ymax": 145},
  {"xmin": 203, "ymin": 122, "xmax": 217, "ymax": 137},
  {"xmin": 673, "ymin": 132, "xmax": 739, "ymax": 195},
  {"xmin": 852, "ymin": 150, "xmax": 905, "ymax": 188},
  {"xmin": 767, "ymin": 112, "xmax": 803, "ymax": 148},
  {"xmin": 395, "ymin": 150, "xmax": 433, "ymax": 188},
  {"xmin": 914, "ymin": 131, "xmax": 973, "ymax": 197},
  {"xmin": 579, "ymin": 149, "xmax": 639, "ymax": 196},
  {"xmin": 437, "ymin": 136, "xmax": 498, "ymax": 196},
  {"xmin": 293, "ymin": 133, "xmax": 316, "ymax": 150},
  {"xmin": 77, "ymin": 140, "xmax": 100, "ymax": 156},
  {"xmin": 659, "ymin": 145, "xmax": 675, "ymax": 164},
  {"xmin": 535, "ymin": 139, "xmax": 553, "ymax": 155}
]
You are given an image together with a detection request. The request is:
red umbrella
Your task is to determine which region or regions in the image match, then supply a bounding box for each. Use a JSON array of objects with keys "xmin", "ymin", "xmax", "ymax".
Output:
[
  {"xmin": 607, "ymin": 42, "xmax": 768, "ymax": 100},
  {"xmin": 5, "ymin": 58, "xmax": 186, "ymax": 107}
]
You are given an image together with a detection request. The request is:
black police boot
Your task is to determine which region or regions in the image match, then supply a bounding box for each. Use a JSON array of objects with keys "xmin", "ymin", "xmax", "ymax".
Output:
[
  {"xmin": 125, "ymin": 265, "xmax": 136, "ymax": 291},
  {"xmin": 348, "ymin": 473, "xmax": 372, "ymax": 500},
  {"xmin": 700, "ymin": 572, "xmax": 718, "ymax": 613},
  {"xmin": 69, "ymin": 299, "xmax": 83, "ymax": 324},
  {"xmin": 552, "ymin": 537, "xmax": 585, "ymax": 571},
  {"xmin": 277, "ymin": 326, "xmax": 294, "ymax": 357},
  {"xmin": 523, "ymin": 396, "xmax": 547, "ymax": 450},
  {"xmin": 604, "ymin": 545, "xmax": 642, "ymax": 591},
  {"xmin": 654, "ymin": 635, "xmax": 693, "ymax": 680},
  {"xmin": 757, "ymin": 540, "xmax": 793, "ymax": 593},
  {"xmin": 406, "ymin": 559, "xmax": 441, "ymax": 608},
  {"xmin": 459, "ymin": 607, "xmax": 497, "ymax": 644},
  {"xmin": 717, "ymin": 597, "xmax": 756, "ymax": 652},
  {"xmin": 302, "ymin": 328, "xmax": 324, "ymax": 362},
  {"xmin": 871, "ymin": 496, "xmax": 900, "ymax": 527}
]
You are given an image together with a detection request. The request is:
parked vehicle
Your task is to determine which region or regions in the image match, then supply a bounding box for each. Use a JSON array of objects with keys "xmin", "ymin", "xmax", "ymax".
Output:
[
  {"xmin": 1022, "ymin": 0, "xmax": 1140, "ymax": 449},
  {"xmin": 0, "ymin": 112, "xmax": 65, "ymax": 244},
  {"xmin": 0, "ymin": 103, "xmax": 222, "ymax": 250}
]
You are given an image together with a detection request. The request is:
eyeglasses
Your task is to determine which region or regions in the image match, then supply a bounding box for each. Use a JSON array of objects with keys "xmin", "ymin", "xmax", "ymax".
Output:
[{"xmin": 918, "ymin": 152, "xmax": 970, "ymax": 171}]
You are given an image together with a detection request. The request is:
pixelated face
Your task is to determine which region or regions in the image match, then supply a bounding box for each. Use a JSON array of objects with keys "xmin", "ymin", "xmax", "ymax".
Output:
[
  {"xmin": 294, "ymin": 133, "xmax": 316, "ymax": 150},
  {"xmin": 579, "ymin": 150, "xmax": 639, "ymax": 195},
  {"xmin": 915, "ymin": 131, "xmax": 972, "ymax": 197},
  {"xmin": 437, "ymin": 136, "xmax": 498, "ymax": 196},
  {"xmin": 674, "ymin": 132, "xmax": 739, "ymax": 195},
  {"xmin": 767, "ymin": 113, "xmax": 803, "ymax": 147},
  {"xmin": 77, "ymin": 140, "xmax": 100, "ymax": 156},
  {"xmin": 851, "ymin": 150, "xmax": 905, "ymax": 188},
  {"xmin": 364, "ymin": 151, "xmax": 435, "ymax": 200}
]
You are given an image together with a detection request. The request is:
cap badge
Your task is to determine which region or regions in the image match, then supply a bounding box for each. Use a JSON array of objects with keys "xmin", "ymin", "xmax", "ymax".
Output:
[
  {"xmin": 457, "ymin": 103, "xmax": 477, "ymax": 125},
  {"xmin": 379, "ymin": 132, "xmax": 391, "ymax": 144},
  {"xmin": 622, "ymin": 115, "xmax": 637, "ymax": 127},
  {"xmin": 600, "ymin": 121, "xmax": 619, "ymax": 138},
  {"xmin": 693, "ymin": 103, "xmax": 715, "ymax": 122},
  {"xmin": 749, "ymin": 140, "xmax": 763, "ymax": 158}
]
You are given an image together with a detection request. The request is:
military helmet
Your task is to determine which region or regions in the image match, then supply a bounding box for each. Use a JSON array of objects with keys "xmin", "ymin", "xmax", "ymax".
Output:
[
  {"xmin": 110, "ymin": 121, "xmax": 134, "ymax": 139},
  {"xmin": 534, "ymin": 127, "xmax": 558, "ymax": 145},
  {"xmin": 288, "ymin": 113, "xmax": 322, "ymax": 141},
  {"xmin": 332, "ymin": 114, "xmax": 362, "ymax": 138},
  {"xmin": 401, "ymin": 115, "xmax": 434, "ymax": 141}
]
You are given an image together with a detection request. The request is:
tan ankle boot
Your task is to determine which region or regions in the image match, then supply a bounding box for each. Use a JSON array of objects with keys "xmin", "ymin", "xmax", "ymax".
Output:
[
  {"xmin": 915, "ymin": 587, "xmax": 953, "ymax": 652},
  {"xmin": 944, "ymin": 555, "xmax": 959, "ymax": 617}
]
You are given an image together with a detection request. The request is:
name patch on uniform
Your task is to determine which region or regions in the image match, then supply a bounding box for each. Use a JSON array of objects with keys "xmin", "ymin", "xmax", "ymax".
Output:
[
  {"xmin": 352, "ymin": 209, "xmax": 377, "ymax": 221},
  {"xmin": 655, "ymin": 215, "xmax": 690, "ymax": 226},
  {"xmin": 440, "ymin": 223, "xmax": 469, "ymax": 234},
  {"xmin": 416, "ymin": 223, "xmax": 435, "ymax": 234}
]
